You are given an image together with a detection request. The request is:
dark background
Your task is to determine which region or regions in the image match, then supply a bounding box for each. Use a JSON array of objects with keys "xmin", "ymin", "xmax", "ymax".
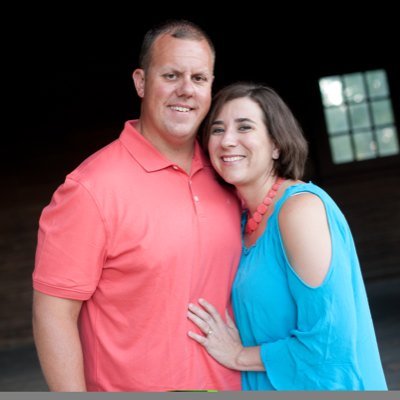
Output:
[
  {"xmin": 1, "ymin": 7, "xmax": 399, "ymax": 389},
  {"xmin": 7, "ymin": 9, "xmax": 399, "ymax": 184}
]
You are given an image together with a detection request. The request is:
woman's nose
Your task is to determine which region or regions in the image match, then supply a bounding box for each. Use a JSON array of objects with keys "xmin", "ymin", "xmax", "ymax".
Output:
[{"xmin": 220, "ymin": 129, "xmax": 238, "ymax": 148}]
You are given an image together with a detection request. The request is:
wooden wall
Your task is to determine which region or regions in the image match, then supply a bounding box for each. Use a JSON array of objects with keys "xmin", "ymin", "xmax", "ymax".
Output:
[
  {"xmin": 1, "ymin": 14, "xmax": 398, "ymax": 348},
  {"xmin": 1, "ymin": 152, "xmax": 398, "ymax": 348},
  {"xmin": 320, "ymin": 170, "xmax": 400, "ymax": 280}
]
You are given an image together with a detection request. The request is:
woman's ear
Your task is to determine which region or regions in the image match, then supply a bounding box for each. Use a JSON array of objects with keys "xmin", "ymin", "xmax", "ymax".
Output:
[
  {"xmin": 272, "ymin": 147, "xmax": 280, "ymax": 160},
  {"xmin": 132, "ymin": 69, "xmax": 145, "ymax": 98}
]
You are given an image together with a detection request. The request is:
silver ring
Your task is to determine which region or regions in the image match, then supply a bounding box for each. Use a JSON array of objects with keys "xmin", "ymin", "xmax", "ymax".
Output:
[{"xmin": 207, "ymin": 329, "xmax": 213, "ymax": 336}]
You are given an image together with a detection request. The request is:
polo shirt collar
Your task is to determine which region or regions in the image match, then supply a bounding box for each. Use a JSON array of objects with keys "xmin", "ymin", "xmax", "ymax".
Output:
[{"xmin": 119, "ymin": 120, "xmax": 210, "ymax": 174}]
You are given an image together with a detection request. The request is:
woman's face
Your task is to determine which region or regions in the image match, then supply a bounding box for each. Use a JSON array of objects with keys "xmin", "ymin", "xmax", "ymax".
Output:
[{"xmin": 208, "ymin": 97, "xmax": 279, "ymax": 189}]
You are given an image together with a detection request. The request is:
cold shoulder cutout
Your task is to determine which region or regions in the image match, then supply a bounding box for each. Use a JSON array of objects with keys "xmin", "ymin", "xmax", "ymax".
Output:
[{"xmin": 278, "ymin": 192, "xmax": 331, "ymax": 288}]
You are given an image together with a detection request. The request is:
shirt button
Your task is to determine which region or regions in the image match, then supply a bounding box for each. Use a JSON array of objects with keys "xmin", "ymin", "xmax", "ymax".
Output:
[{"xmin": 194, "ymin": 196, "xmax": 199, "ymax": 202}]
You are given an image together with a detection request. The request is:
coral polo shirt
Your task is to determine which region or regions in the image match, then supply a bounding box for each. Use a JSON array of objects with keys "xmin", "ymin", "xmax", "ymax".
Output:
[{"xmin": 33, "ymin": 120, "xmax": 242, "ymax": 391}]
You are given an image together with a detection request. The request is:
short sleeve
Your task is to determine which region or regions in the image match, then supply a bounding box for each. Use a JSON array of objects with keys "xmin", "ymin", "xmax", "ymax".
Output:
[{"xmin": 33, "ymin": 177, "xmax": 107, "ymax": 300}]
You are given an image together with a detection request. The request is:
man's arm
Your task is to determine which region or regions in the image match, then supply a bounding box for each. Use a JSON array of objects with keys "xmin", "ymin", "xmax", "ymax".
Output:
[{"xmin": 32, "ymin": 290, "xmax": 86, "ymax": 391}]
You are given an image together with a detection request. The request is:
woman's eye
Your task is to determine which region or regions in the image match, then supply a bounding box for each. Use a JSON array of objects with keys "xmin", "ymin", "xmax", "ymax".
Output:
[{"xmin": 211, "ymin": 128, "xmax": 224, "ymax": 135}]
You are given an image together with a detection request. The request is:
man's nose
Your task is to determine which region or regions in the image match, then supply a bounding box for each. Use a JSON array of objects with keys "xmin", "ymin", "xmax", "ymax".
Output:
[{"xmin": 176, "ymin": 77, "xmax": 195, "ymax": 97}]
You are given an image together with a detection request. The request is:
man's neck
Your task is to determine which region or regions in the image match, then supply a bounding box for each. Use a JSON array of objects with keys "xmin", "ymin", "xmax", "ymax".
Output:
[
  {"xmin": 163, "ymin": 144, "xmax": 195, "ymax": 174},
  {"xmin": 134, "ymin": 120, "xmax": 195, "ymax": 174}
]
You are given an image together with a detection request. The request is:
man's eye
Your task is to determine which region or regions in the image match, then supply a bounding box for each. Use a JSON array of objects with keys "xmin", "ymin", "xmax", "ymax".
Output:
[
  {"xmin": 193, "ymin": 75, "xmax": 207, "ymax": 83},
  {"xmin": 164, "ymin": 73, "xmax": 176, "ymax": 80}
]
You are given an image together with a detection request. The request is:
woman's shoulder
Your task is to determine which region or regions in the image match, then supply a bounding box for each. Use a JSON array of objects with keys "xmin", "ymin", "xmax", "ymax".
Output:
[
  {"xmin": 277, "ymin": 181, "xmax": 321, "ymax": 209},
  {"xmin": 278, "ymin": 181, "xmax": 332, "ymax": 288},
  {"xmin": 279, "ymin": 182, "xmax": 327, "ymax": 230},
  {"xmin": 284, "ymin": 180, "xmax": 325, "ymax": 196},
  {"xmin": 278, "ymin": 180, "xmax": 336, "ymax": 210}
]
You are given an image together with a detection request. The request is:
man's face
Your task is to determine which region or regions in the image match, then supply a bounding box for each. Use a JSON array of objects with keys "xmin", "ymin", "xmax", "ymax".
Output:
[{"xmin": 133, "ymin": 35, "xmax": 214, "ymax": 148}]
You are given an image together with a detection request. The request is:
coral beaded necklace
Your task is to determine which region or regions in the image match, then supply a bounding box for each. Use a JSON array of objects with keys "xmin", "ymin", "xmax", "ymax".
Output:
[{"xmin": 245, "ymin": 177, "xmax": 286, "ymax": 234}]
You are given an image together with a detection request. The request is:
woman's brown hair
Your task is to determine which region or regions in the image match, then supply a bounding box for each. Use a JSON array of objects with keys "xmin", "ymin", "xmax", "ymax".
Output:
[{"xmin": 201, "ymin": 82, "xmax": 308, "ymax": 180}]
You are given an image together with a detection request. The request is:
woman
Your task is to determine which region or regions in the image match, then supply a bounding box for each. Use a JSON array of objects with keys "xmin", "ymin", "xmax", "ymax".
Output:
[{"xmin": 187, "ymin": 82, "xmax": 387, "ymax": 390}]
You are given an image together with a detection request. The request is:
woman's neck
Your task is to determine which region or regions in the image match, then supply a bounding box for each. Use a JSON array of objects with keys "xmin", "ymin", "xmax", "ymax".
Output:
[{"xmin": 237, "ymin": 176, "xmax": 279, "ymax": 214}]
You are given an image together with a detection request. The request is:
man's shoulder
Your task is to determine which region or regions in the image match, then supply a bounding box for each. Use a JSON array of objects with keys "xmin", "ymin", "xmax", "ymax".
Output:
[{"xmin": 68, "ymin": 138, "xmax": 130, "ymax": 182}]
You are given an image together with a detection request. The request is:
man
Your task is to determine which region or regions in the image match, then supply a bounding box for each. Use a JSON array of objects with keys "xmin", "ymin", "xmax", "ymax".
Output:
[{"xmin": 32, "ymin": 20, "xmax": 242, "ymax": 391}]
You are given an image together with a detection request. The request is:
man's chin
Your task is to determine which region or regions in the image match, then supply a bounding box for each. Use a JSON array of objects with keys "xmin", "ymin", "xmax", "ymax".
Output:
[{"xmin": 167, "ymin": 124, "xmax": 198, "ymax": 142}]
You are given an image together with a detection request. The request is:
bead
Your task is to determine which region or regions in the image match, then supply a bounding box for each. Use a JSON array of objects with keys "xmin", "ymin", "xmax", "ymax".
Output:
[
  {"xmin": 257, "ymin": 204, "xmax": 268, "ymax": 214},
  {"xmin": 245, "ymin": 177, "xmax": 286, "ymax": 234},
  {"xmin": 247, "ymin": 219, "xmax": 258, "ymax": 232},
  {"xmin": 253, "ymin": 212, "xmax": 262, "ymax": 223},
  {"xmin": 263, "ymin": 197, "xmax": 272, "ymax": 206}
]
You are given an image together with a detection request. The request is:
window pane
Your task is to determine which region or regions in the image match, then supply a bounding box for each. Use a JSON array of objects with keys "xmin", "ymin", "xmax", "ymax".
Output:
[
  {"xmin": 330, "ymin": 135, "xmax": 354, "ymax": 164},
  {"xmin": 319, "ymin": 76, "xmax": 344, "ymax": 106},
  {"xmin": 353, "ymin": 130, "xmax": 376, "ymax": 160},
  {"xmin": 349, "ymin": 103, "xmax": 371, "ymax": 130},
  {"xmin": 320, "ymin": 69, "xmax": 398, "ymax": 165},
  {"xmin": 366, "ymin": 69, "xmax": 389, "ymax": 98},
  {"xmin": 324, "ymin": 106, "xmax": 349, "ymax": 135},
  {"xmin": 343, "ymin": 73, "xmax": 366, "ymax": 103},
  {"xmin": 376, "ymin": 126, "xmax": 399, "ymax": 156},
  {"xmin": 371, "ymin": 99, "xmax": 394, "ymax": 125}
]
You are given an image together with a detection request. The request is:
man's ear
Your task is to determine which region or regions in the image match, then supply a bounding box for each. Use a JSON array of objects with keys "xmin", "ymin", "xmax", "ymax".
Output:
[{"xmin": 132, "ymin": 69, "xmax": 145, "ymax": 98}]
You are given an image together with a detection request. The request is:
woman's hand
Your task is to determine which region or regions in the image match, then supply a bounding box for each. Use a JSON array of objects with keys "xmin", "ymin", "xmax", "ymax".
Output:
[{"xmin": 187, "ymin": 298, "xmax": 243, "ymax": 370}]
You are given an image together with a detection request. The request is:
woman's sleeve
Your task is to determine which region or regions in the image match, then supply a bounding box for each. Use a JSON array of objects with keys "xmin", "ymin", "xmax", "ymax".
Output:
[{"xmin": 259, "ymin": 197, "xmax": 364, "ymax": 390}]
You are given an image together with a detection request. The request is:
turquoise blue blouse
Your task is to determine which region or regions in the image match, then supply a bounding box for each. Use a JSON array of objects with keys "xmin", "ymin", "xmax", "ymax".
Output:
[{"xmin": 232, "ymin": 182, "xmax": 387, "ymax": 390}]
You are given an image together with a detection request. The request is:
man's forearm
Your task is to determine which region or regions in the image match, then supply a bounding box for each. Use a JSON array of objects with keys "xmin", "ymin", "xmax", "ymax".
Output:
[
  {"xmin": 32, "ymin": 292, "xmax": 86, "ymax": 391},
  {"xmin": 34, "ymin": 320, "xmax": 86, "ymax": 390}
]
